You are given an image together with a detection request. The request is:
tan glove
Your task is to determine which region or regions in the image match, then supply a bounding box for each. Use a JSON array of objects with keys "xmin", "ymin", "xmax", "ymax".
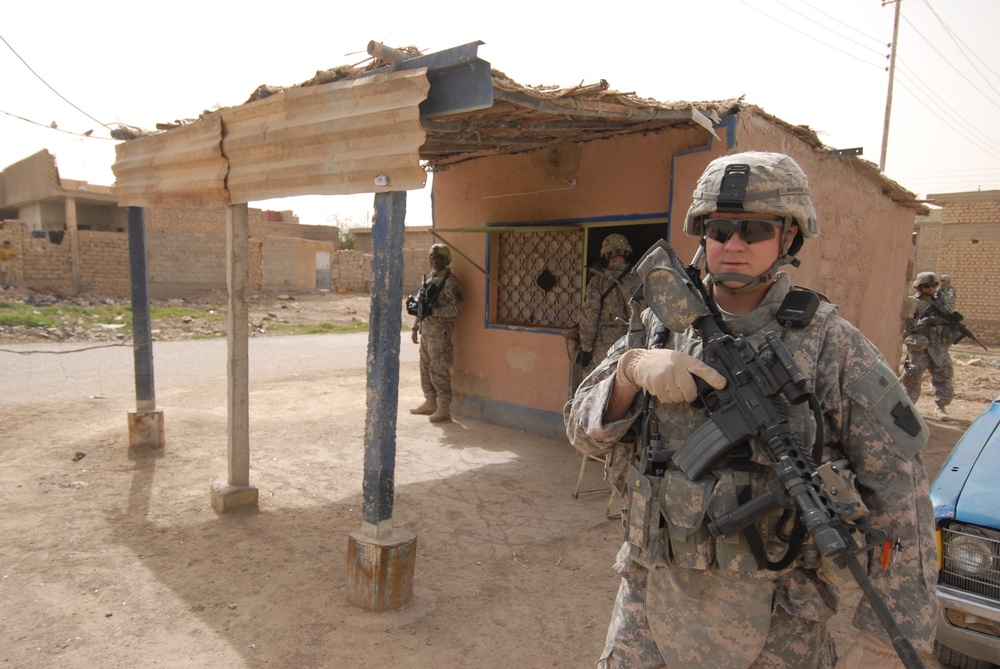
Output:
[{"xmin": 616, "ymin": 349, "xmax": 726, "ymax": 404}]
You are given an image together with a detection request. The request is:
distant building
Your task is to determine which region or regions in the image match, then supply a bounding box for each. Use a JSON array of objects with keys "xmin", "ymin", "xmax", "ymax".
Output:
[
  {"xmin": 917, "ymin": 190, "xmax": 1000, "ymax": 345},
  {"xmin": 0, "ymin": 150, "xmax": 341, "ymax": 298}
]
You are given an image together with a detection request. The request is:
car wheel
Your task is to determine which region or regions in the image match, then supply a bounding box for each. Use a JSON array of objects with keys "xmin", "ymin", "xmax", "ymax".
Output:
[{"xmin": 935, "ymin": 640, "xmax": 996, "ymax": 669}]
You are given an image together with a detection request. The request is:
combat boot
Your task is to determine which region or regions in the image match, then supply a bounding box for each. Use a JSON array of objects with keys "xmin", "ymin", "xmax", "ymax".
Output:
[
  {"xmin": 935, "ymin": 405, "xmax": 950, "ymax": 422},
  {"xmin": 410, "ymin": 397, "xmax": 437, "ymax": 415},
  {"xmin": 428, "ymin": 402, "xmax": 451, "ymax": 423}
]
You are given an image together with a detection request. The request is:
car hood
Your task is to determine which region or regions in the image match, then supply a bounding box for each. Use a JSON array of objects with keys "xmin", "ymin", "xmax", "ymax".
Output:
[{"xmin": 931, "ymin": 399, "xmax": 1000, "ymax": 531}]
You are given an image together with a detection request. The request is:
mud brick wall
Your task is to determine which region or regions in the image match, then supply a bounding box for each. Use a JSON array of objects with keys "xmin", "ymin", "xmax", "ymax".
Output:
[
  {"xmin": 78, "ymin": 231, "xmax": 130, "ymax": 296},
  {"xmin": 261, "ymin": 237, "xmax": 335, "ymax": 293},
  {"xmin": 145, "ymin": 228, "xmax": 227, "ymax": 299},
  {"xmin": 20, "ymin": 233, "xmax": 73, "ymax": 294},
  {"xmin": 0, "ymin": 220, "xmax": 29, "ymax": 288},
  {"xmin": 331, "ymin": 250, "xmax": 373, "ymax": 293},
  {"xmin": 352, "ymin": 227, "xmax": 434, "ymax": 294},
  {"xmin": 935, "ymin": 199, "xmax": 1000, "ymax": 345}
]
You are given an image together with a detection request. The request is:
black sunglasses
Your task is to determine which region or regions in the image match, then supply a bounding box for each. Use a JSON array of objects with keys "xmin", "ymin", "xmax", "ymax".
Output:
[
  {"xmin": 703, "ymin": 217, "xmax": 783, "ymax": 244},
  {"xmin": 429, "ymin": 254, "xmax": 446, "ymax": 261}
]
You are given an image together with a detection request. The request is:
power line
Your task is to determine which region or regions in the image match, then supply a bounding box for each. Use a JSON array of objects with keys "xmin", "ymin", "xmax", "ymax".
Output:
[
  {"xmin": 892, "ymin": 167, "xmax": 1000, "ymax": 176},
  {"xmin": 795, "ymin": 0, "xmax": 886, "ymax": 48},
  {"xmin": 921, "ymin": 0, "xmax": 1000, "ymax": 97},
  {"xmin": 0, "ymin": 32, "xmax": 112, "ymax": 130},
  {"xmin": 894, "ymin": 58, "xmax": 1000, "ymax": 155},
  {"xmin": 774, "ymin": 0, "xmax": 886, "ymax": 58},
  {"xmin": 0, "ymin": 107, "xmax": 110, "ymax": 139},
  {"xmin": 736, "ymin": 0, "xmax": 885, "ymax": 70},
  {"xmin": 899, "ymin": 13, "xmax": 1000, "ymax": 112},
  {"xmin": 893, "ymin": 76, "xmax": 1000, "ymax": 162}
]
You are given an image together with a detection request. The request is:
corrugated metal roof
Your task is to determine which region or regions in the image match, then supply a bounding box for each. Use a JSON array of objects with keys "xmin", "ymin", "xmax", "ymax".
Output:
[
  {"xmin": 113, "ymin": 69, "xmax": 429, "ymax": 208},
  {"xmin": 109, "ymin": 41, "xmax": 919, "ymax": 209}
]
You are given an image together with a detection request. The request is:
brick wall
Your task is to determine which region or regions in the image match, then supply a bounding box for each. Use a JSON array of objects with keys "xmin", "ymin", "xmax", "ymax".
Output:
[
  {"xmin": 6, "ymin": 206, "xmax": 347, "ymax": 300},
  {"xmin": 934, "ymin": 198, "xmax": 1000, "ymax": 345},
  {"xmin": 353, "ymin": 227, "xmax": 435, "ymax": 294},
  {"xmin": 21, "ymin": 230, "xmax": 73, "ymax": 294},
  {"xmin": 262, "ymin": 237, "xmax": 336, "ymax": 293},
  {"xmin": 331, "ymin": 250, "xmax": 373, "ymax": 293},
  {"xmin": 79, "ymin": 230, "xmax": 130, "ymax": 295}
]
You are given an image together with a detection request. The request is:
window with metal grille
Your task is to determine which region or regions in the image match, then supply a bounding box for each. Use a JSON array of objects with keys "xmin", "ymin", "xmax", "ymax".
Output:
[
  {"xmin": 493, "ymin": 228, "xmax": 583, "ymax": 329},
  {"xmin": 940, "ymin": 523, "xmax": 1000, "ymax": 602}
]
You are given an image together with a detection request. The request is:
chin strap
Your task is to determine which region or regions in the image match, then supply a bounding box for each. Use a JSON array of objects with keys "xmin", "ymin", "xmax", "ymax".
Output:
[{"xmin": 705, "ymin": 228, "xmax": 801, "ymax": 295}]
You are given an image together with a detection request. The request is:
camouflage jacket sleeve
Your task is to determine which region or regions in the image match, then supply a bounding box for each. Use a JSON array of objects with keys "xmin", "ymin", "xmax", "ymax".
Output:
[
  {"xmin": 578, "ymin": 271, "xmax": 609, "ymax": 353},
  {"xmin": 429, "ymin": 271, "xmax": 463, "ymax": 320},
  {"xmin": 563, "ymin": 340, "xmax": 644, "ymax": 457},
  {"xmin": 815, "ymin": 316, "xmax": 937, "ymax": 650}
]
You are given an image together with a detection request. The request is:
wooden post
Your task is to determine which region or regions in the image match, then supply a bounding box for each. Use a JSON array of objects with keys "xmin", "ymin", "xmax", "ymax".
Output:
[
  {"xmin": 64, "ymin": 197, "xmax": 82, "ymax": 294},
  {"xmin": 210, "ymin": 203, "xmax": 258, "ymax": 513},
  {"xmin": 879, "ymin": 0, "xmax": 902, "ymax": 172}
]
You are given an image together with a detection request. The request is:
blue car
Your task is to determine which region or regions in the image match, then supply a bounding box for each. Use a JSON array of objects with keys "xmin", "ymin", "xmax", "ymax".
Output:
[{"xmin": 930, "ymin": 397, "xmax": 1000, "ymax": 669}]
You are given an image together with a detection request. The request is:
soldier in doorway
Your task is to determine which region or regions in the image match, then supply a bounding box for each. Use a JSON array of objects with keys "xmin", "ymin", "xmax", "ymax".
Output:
[{"xmin": 576, "ymin": 234, "xmax": 642, "ymax": 376}]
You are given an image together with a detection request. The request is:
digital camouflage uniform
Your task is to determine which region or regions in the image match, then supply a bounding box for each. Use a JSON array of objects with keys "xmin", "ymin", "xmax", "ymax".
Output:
[
  {"xmin": 417, "ymin": 269, "xmax": 463, "ymax": 405},
  {"xmin": 579, "ymin": 260, "xmax": 643, "ymax": 375},
  {"xmin": 899, "ymin": 293, "xmax": 954, "ymax": 409},
  {"xmin": 934, "ymin": 278, "xmax": 955, "ymax": 310},
  {"xmin": 933, "ymin": 286, "xmax": 956, "ymax": 309},
  {"xmin": 564, "ymin": 272, "xmax": 937, "ymax": 669}
]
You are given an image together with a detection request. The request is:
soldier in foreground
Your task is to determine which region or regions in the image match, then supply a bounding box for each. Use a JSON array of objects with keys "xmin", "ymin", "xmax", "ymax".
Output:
[
  {"xmin": 565, "ymin": 152, "xmax": 935, "ymax": 668},
  {"xmin": 408, "ymin": 244, "xmax": 463, "ymax": 423},
  {"xmin": 577, "ymin": 233, "xmax": 643, "ymax": 376}
]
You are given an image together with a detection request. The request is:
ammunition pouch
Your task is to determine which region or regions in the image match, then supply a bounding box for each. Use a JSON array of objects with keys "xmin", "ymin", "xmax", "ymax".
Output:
[
  {"xmin": 622, "ymin": 464, "xmax": 775, "ymax": 572},
  {"xmin": 903, "ymin": 333, "xmax": 928, "ymax": 352},
  {"xmin": 622, "ymin": 464, "xmax": 667, "ymax": 569},
  {"xmin": 661, "ymin": 470, "xmax": 717, "ymax": 570}
]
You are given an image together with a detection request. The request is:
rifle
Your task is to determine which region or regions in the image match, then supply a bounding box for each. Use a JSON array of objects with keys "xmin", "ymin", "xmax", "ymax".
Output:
[
  {"xmin": 633, "ymin": 240, "xmax": 926, "ymax": 669},
  {"xmin": 925, "ymin": 300, "xmax": 987, "ymax": 351},
  {"xmin": 406, "ymin": 270, "xmax": 440, "ymax": 321}
]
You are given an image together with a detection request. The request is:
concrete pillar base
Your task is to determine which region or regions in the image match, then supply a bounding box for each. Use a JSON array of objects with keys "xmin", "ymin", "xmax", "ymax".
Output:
[
  {"xmin": 346, "ymin": 529, "xmax": 417, "ymax": 610},
  {"xmin": 210, "ymin": 482, "xmax": 259, "ymax": 514},
  {"xmin": 128, "ymin": 409, "xmax": 164, "ymax": 449}
]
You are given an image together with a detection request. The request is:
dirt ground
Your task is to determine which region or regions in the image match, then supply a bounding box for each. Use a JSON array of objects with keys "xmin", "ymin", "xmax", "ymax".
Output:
[{"xmin": 1, "ymin": 290, "xmax": 997, "ymax": 668}]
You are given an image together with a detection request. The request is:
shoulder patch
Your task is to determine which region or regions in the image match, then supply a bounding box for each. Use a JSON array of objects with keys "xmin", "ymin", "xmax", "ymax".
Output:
[
  {"xmin": 890, "ymin": 401, "xmax": 922, "ymax": 437},
  {"xmin": 845, "ymin": 359, "xmax": 928, "ymax": 460}
]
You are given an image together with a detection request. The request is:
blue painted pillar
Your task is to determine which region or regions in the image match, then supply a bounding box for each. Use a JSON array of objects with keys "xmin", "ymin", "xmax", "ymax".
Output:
[
  {"xmin": 127, "ymin": 207, "xmax": 155, "ymax": 411},
  {"xmin": 126, "ymin": 206, "xmax": 163, "ymax": 449},
  {"xmin": 362, "ymin": 191, "xmax": 406, "ymax": 534}
]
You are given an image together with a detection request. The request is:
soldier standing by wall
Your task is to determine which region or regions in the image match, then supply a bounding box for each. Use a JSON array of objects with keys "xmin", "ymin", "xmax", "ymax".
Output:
[
  {"xmin": 409, "ymin": 244, "xmax": 464, "ymax": 423},
  {"xmin": 576, "ymin": 234, "xmax": 643, "ymax": 376},
  {"xmin": 900, "ymin": 271, "xmax": 955, "ymax": 421}
]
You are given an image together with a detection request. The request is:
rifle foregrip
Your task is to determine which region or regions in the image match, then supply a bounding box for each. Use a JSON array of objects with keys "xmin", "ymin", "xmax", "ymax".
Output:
[{"xmin": 708, "ymin": 483, "xmax": 790, "ymax": 538}]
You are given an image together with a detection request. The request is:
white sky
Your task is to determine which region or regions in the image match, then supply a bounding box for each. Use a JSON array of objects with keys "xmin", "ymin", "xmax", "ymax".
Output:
[{"xmin": 3, "ymin": 0, "xmax": 999, "ymax": 228}]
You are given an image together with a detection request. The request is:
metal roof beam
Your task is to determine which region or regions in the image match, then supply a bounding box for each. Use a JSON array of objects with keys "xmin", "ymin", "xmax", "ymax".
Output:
[{"xmin": 363, "ymin": 40, "xmax": 494, "ymax": 118}]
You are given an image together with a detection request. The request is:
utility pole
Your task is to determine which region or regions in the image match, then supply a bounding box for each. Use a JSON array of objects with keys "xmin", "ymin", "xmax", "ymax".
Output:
[{"xmin": 880, "ymin": 0, "xmax": 902, "ymax": 172}]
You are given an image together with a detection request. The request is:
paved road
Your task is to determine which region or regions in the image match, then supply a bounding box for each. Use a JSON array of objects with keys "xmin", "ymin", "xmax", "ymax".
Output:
[{"xmin": 1, "ymin": 332, "xmax": 419, "ymax": 407}]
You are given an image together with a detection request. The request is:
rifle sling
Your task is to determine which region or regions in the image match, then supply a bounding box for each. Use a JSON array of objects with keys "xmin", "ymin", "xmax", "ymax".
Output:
[{"xmin": 731, "ymin": 454, "xmax": 806, "ymax": 571}]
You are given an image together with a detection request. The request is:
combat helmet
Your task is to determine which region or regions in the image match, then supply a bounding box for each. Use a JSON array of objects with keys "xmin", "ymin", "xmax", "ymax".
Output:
[
  {"xmin": 429, "ymin": 243, "xmax": 452, "ymax": 264},
  {"xmin": 600, "ymin": 233, "xmax": 632, "ymax": 260},
  {"xmin": 684, "ymin": 151, "xmax": 818, "ymax": 294},
  {"xmin": 913, "ymin": 271, "xmax": 938, "ymax": 288}
]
